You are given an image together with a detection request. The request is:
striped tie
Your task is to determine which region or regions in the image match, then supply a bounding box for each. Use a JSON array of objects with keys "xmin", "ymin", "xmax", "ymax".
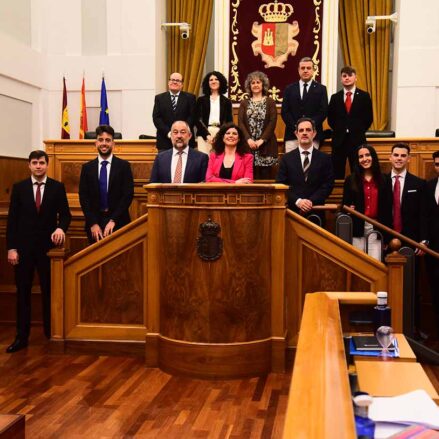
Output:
[
  {"xmin": 171, "ymin": 94, "xmax": 177, "ymax": 112},
  {"xmin": 302, "ymin": 151, "xmax": 310, "ymax": 181},
  {"xmin": 173, "ymin": 151, "xmax": 183, "ymax": 183}
]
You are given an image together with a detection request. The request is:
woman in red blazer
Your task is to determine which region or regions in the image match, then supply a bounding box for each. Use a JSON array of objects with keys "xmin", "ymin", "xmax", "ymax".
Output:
[{"xmin": 205, "ymin": 123, "xmax": 254, "ymax": 183}]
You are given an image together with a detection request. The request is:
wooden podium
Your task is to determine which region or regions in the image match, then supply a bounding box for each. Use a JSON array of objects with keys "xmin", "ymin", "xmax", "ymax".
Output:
[{"xmin": 144, "ymin": 183, "xmax": 288, "ymax": 378}]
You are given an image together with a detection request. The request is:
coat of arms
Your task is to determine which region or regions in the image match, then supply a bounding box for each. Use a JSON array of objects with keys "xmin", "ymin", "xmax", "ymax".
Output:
[{"xmin": 251, "ymin": 1, "xmax": 300, "ymax": 68}]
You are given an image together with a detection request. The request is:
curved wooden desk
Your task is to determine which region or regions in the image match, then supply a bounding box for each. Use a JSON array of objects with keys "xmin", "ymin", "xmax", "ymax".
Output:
[{"xmin": 145, "ymin": 183, "xmax": 288, "ymax": 378}]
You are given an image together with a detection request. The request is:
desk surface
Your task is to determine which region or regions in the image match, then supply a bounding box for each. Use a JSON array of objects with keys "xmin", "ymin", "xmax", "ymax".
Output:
[
  {"xmin": 355, "ymin": 361, "xmax": 439, "ymax": 403},
  {"xmin": 353, "ymin": 333, "xmax": 416, "ymax": 362}
]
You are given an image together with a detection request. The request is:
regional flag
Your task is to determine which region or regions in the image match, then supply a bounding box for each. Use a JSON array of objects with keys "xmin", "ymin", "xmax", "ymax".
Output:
[
  {"xmin": 99, "ymin": 77, "xmax": 110, "ymax": 125},
  {"xmin": 61, "ymin": 77, "xmax": 70, "ymax": 139},
  {"xmin": 79, "ymin": 77, "xmax": 88, "ymax": 139}
]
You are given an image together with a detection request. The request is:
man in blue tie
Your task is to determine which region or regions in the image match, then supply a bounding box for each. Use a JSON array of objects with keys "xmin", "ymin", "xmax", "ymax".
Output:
[{"xmin": 79, "ymin": 125, "xmax": 134, "ymax": 243}]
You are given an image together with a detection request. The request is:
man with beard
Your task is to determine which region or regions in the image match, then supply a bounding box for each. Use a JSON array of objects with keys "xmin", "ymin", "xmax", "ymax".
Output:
[
  {"xmin": 79, "ymin": 125, "xmax": 134, "ymax": 243},
  {"xmin": 149, "ymin": 120, "xmax": 208, "ymax": 183}
]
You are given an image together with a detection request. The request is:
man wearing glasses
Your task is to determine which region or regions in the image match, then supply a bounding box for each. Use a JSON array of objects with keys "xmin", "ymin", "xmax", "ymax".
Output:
[{"xmin": 153, "ymin": 72, "xmax": 196, "ymax": 150}]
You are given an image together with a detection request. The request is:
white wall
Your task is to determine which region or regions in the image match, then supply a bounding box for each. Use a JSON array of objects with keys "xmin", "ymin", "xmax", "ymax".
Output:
[
  {"xmin": 391, "ymin": 0, "xmax": 439, "ymax": 136},
  {"xmin": 0, "ymin": 0, "xmax": 166, "ymax": 158}
]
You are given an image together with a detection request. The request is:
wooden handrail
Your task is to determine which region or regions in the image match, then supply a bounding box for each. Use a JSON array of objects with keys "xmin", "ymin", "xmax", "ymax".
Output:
[{"xmin": 342, "ymin": 205, "xmax": 439, "ymax": 259}]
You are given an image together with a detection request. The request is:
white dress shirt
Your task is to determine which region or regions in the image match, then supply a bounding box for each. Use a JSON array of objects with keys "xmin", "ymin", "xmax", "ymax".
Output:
[
  {"xmin": 209, "ymin": 97, "xmax": 220, "ymax": 125},
  {"xmin": 299, "ymin": 79, "xmax": 313, "ymax": 99},
  {"xmin": 31, "ymin": 175, "xmax": 48, "ymax": 201},
  {"xmin": 344, "ymin": 86, "xmax": 356, "ymax": 103}
]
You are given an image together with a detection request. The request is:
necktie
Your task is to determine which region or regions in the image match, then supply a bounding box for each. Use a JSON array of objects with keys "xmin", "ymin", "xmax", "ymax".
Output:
[
  {"xmin": 171, "ymin": 94, "xmax": 177, "ymax": 112},
  {"xmin": 35, "ymin": 182, "xmax": 44, "ymax": 212},
  {"xmin": 393, "ymin": 175, "xmax": 402, "ymax": 233},
  {"xmin": 99, "ymin": 160, "xmax": 109, "ymax": 210},
  {"xmin": 173, "ymin": 151, "xmax": 183, "ymax": 183},
  {"xmin": 302, "ymin": 82, "xmax": 308, "ymax": 100},
  {"xmin": 345, "ymin": 91, "xmax": 352, "ymax": 113},
  {"xmin": 302, "ymin": 151, "xmax": 310, "ymax": 181}
]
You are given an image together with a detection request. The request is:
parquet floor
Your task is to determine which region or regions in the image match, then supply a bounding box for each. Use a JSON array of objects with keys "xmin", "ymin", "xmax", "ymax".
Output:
[{"xmin": 0, "ymin": 327, "xmax": 292, "ymax": 438}]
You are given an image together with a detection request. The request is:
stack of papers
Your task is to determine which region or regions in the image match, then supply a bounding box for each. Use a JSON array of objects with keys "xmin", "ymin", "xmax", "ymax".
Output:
[{"xmin": 369, "ymin": 390, "xmax": 439, "ymax": 438}]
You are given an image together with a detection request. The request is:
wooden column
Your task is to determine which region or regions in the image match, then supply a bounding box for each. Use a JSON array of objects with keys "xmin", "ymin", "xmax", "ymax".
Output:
[
  {"xmin": 145, "ymin": 183, "xmax": 288, "ymax": 378},
  {"xmin": 48, "ymin": 247, "xmax": 67, "ymax": 340}
]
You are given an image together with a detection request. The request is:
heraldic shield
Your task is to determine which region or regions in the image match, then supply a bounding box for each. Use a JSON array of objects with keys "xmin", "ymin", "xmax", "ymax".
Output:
[
  {"xmin": 251, "ymin": 1, "xmax": 299, "ymax": 68},
  {"xmin": 197, "ymin": 218, "xmax": 223, "ymax": 262}
]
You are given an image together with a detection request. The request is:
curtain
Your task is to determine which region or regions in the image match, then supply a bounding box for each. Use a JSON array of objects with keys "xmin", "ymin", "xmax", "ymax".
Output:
[
  {"xmin": 166, "ymin": 0, "xmax": 213, "ymax": 95},
  {"xmin": 339, "ymin": 0, "xmax": 392, "ymax": 130}
]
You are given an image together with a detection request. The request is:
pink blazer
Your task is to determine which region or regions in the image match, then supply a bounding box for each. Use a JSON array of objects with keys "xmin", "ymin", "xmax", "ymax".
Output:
[{"xmin": 205, "ymin": 152, "xmax": 254, "ymax": 183}]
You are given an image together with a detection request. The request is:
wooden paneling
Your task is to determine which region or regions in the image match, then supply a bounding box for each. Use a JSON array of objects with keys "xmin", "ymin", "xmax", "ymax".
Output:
[
  {"xmin": 146, "ymin": 184, "xmax": 288, "ymax": 378},
  {"xmin": 80, "ymin": 243, "xmax": 144, "ymax": 325},
  {"xmin": 0, "ymin": 156, "xmax": 28, "ymax": 206}
]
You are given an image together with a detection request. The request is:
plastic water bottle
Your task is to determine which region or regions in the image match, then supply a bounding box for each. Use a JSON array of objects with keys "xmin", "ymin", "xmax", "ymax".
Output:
[{"xmin": 373, "ymin": 291, "xmax": 391, "ymax": 332}]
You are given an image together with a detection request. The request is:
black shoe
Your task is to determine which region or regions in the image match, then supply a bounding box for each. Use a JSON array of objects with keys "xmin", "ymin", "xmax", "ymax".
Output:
[{"xmin": 6, "ymin": 338, "xmax": 28, "ymax": 353}]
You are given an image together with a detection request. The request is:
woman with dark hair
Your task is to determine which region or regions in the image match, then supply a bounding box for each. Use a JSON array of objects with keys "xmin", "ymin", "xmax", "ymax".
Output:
[
  {"xmin": 342, "ymin": 144, "xmax": 384, "ymax": 260},
  {"xmin": 205, "ymin": 123, "xmax": 253, "ymax": 183},
  {"xmin": 196, "ymin": 71, "xmax": 233, "ymax": 154},
  {"xmin": 238, "ymin": 71, "xmax": 278, "ymax": 180}
]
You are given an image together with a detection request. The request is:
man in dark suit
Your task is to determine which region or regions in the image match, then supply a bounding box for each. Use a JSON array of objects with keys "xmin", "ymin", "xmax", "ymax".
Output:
[
  {"xmin": 153, "ymin": 72, "xmax": 196, "ymax": 150},
  {"xmin": 281, "ymin": 57, "xmax": 328, "ymax": 152},
  {"xmin": 328, "ymin": 66, "xmax": 373, "ymax": 179},
  {"xmin": 6, "ymin": 150, "xmax": 71, "ymax": 352},
  {"xmin": 379, "ymin": 143, "xmax": 427, "ymax": 245},
  {"xmin": 424, "ymin": 151, "xmax": 439, "ymax": 335},
  {"xmin": 150, "ymin": 120, "xmax": 208, "ymax": 183},
  {"xmin": 79, "ymin": 125, "xmax": 134, "ymax": 243},
  {"xmin": 276, "ymin": 117, "xmax": 334, "ymax": 218}
]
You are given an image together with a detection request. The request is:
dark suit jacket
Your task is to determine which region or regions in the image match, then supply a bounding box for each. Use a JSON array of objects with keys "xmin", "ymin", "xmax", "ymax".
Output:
[
  {"xmin": 195, "ymin": 95, "xmax": 233, "ymax": 140},
  {"xmin": 149, "ymin": 148, "xmax": 208, "ymax": 183},
  {"xmin": 379, "ymin": 172, "xmax": 426, "ymax": 243},
  {"xmin": 342, "ymin": 173, "xmax": 385, "ymax": 237},
  {"xmin": 153, "ymin": 91, "xmax": 196, "ymax": 150},
  {"xmin": 238, "ymin": 97, "xmax": 278, "ymax": 158},
  {"xmin": 328, "ymin": 88, "xmax": 373, "ymax": 151},
  {"xmin": 79, "ymin": 155, "xmax": 134, "ymax": 229},
  {"xmin": 276, "ymin": 148, "xmax": 334, "ymax": 211},
  {"xmin": 7, "ymin": 177, "xmax": 71, "ymax": 254},
  {"xmin": 281, "ymin": 80, "xmax": 328, "ymax": 143},
  {"xmin": 424, "ymin": 177, "xmax": 439, "ymax": 251}
]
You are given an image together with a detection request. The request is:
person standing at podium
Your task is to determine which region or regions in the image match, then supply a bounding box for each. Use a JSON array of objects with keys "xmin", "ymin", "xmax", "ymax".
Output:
[
  {"xmin": 149, "ymin": 120, "xmax": 208, "ymax": 183},
  {"xmin": 79, "ymin": 124, "xmax": 134, "ymax": 243},
  {"xmin": 6, "ymin": 150, "xmax": 71, "ymax": 352},
  {"xmin": 205, "ymin": 123, "xmax": 254, "ymax": 183}
]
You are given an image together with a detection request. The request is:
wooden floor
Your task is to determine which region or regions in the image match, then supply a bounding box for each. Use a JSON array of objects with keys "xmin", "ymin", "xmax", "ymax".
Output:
[{"xmin": 0, "ymin": 327, "xmax": 292, "ymax": 438}]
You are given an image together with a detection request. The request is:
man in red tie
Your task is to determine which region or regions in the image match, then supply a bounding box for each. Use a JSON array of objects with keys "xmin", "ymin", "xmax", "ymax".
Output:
[
  {"xmin": 328, "ymin": 66, "xmax": 373, "ymax": 179},
  {"xmin": 379, "ymin": 143, "xmax": 427, "ymax": 337},
  {"xmin": 6, "ymin": 150, "xmax": 71, "ymax": 352}
]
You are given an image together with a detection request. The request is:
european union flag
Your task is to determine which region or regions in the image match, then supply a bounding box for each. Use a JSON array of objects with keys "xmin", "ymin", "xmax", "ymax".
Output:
[{"xmin": 99, "ymin": 77, "xmax": 110, "ymax": 125}]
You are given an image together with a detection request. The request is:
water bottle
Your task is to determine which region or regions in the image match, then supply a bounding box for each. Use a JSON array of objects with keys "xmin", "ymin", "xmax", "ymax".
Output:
[
  {"xmin": 373, "ymin": 291, "xmax": 391, "ymax": 332},
  {"xmin": 353, "ymin": 392, "xmax": 375, "ymax": 438}
]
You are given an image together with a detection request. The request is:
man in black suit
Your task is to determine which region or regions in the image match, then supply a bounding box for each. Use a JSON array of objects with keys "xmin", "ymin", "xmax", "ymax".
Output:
[
  {"xmin": 379, "ymin": 143, "xmax": 427, "ymax": 245},
  {"xmin": 6, "ymin": 150, "xmax": 71, "ymax": 352},
  {"xmin": 328, "ymin": 66, "xmax": 373, "ymax": 179},
  {"xmin": 153, "ymin": 72, "xmax": 196, "ymax": 150},
  {"xmin": 424, "ymin": 151, "xmax": 439, "ymax": 335},
  {"xmin": 79, "ymin": 125, "xmax": 134, "ymax": 243},
  {"xmin": 281, "ymin": 57, "xmax": 328, "ymax": 152},
  {"xmin": 276, "ymin": 117, "xmax": 334, "ymax": 218},
  {"xmin": 150, "ymin": 120, "xmax": 208, "ymax": 183}
]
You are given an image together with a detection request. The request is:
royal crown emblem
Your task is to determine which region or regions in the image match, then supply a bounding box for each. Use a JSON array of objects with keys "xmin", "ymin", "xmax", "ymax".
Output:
[
  {"xmin": 259, "ymin": 1, "xmax": 293, "ymax": 22},
  {"xmin": 251, "ymin": 0, "xmax": 299, "ymax": 69}
]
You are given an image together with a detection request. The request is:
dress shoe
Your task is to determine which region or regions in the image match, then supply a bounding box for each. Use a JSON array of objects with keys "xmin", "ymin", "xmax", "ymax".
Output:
[{"xmin": 6, "ymin": 338, "xmax": 28, "ymax": 353}]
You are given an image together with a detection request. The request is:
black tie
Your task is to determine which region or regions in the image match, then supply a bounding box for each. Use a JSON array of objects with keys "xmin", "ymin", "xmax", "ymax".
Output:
[
  {"xmin": 302, "ymin": 82, "xmax": 308, "ymax": 100},
  {"xmin": 302, "ymin": 151, "xmax": 310, "ymax": 181}
]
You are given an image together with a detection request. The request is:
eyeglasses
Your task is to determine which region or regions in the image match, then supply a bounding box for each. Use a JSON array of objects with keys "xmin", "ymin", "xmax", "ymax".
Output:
[{"xmin": 169, "ymin": 78, "xmax": 183, "ymax": 83}]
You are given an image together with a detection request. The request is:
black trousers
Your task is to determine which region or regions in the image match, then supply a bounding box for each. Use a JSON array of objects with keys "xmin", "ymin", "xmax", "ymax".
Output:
[
  {"xmin": 15, "ymin": 248, "xmax": 51, "ymax": 340},
  {"xmin": 332, "ymin": 136, "xmax": 358, "ymax": 180}
]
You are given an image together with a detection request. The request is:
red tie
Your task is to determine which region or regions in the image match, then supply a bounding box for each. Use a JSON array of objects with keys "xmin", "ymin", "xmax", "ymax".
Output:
[
  {"xmin": 393, "ymin": 175, "xmax": 402, "ymax": 233},
  {"xmin": 345, "ymin": 91, "xmax": 352, "ymax": 113},
  {"xmin": 35, "ymin": 182, "xmax": 43, "ymax": 213},
  {"xmin": 173, "ymin": 151, "xmax": 183, "ymax": 183}
]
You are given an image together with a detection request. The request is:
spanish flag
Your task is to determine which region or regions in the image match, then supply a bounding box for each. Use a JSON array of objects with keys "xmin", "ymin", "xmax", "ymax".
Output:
[
  {"xmin": 61, "ymin": 77, "xmax": 70, "ymax": 139},
  {"xmin": 79, "ymin": 77, "xmax": 88, "ymax": 139}
]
